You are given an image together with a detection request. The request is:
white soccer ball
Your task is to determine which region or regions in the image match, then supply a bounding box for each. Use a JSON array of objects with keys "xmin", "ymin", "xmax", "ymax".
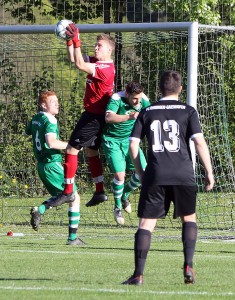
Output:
[{"xmin": 55, "ymin": 19, "xmax": 73, "ymax": 41}]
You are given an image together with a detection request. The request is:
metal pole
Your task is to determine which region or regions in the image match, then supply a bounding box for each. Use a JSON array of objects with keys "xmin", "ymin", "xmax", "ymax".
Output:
[
  {"xmin": 0, "ymin": 22, "xmax": 193, "ymax": 34},
  {"xmin": 187, "ymin": 22, "xmax": 199, "ymax": 170},
  {"xmin": 187, "ymin": 22, "xmax": 198, "ymax": 109}
]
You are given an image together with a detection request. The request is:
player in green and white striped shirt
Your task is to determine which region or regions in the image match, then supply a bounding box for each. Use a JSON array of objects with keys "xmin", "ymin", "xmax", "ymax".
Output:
[{"xmin": 102, "ymin": 82, "xmax": 150, "ymax": 225}]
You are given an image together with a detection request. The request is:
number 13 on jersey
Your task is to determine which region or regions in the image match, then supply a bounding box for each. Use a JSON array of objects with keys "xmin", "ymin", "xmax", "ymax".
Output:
[{"xmin": 151, "ymin": 120, "xmax": 180, "ymax": 152}]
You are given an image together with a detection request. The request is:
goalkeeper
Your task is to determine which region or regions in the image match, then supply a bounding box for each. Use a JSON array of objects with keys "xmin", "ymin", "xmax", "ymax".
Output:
[
  {"xmin": 52, "ymin": 22, "xmax": 115, "ymax": 208},
  {"xmin": 102, "ymin": 81, "xmax": 150, "ymax": 225},
  {"xmin": 25, "ymin": 90, "xmax": 84, "ymax": 246}
]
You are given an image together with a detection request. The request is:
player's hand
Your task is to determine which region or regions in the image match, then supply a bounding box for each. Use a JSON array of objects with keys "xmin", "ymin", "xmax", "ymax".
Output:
[
  {"xmin": 65, "ymin": 23, "xmax": 81, "ymax": 48},
  {"xmin": 128, "ymin": 111, "xmax": 139, "ymax": 120},
  {"xmin": 205, "ymin": 172, "xmax": 215, "ymax": 191}
]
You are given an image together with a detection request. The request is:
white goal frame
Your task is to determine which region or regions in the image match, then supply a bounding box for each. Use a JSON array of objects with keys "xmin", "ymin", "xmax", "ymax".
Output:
[
  {"xmin": 1, "ymin": 21, "xmax": 235, "ymax": 104},
  {"xmin": 0, "ymin": 21, "xmax": 199, "ymax": 108},
  {"xmin": 0, "ymin": 22, "xmax": 200, "ymax": 168},
  {"xmin": 1, "ymin": 22, "xmax": 235, "ymax": 235}
]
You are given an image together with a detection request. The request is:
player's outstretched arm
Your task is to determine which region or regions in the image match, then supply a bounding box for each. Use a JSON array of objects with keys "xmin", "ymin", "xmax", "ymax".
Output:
[{"xmin": 193, "ymin": 135, "xmax": 215, "ymax": 191}]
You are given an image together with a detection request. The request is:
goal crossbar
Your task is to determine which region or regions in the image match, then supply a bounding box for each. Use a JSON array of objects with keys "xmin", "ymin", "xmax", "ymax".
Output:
[
  {"xmin": 0, "ymin": 21, "xmax": 201, "ymax": 109},
  {"xmin": 0, "ymin": 22, "xmax": 197, "ymax": 34}
]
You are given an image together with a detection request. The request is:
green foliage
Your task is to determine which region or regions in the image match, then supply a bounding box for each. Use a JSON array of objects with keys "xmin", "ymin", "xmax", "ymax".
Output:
[
  {"xmin": 0, "ymin": 56, "xmax": 72, "ymax": 197},
  {"xmin": 3, "ymin": 0, "xmax": 104, "ymax": 24},
  {"xmin": 3, "ymin": 0, "xmax": 235, "ymax": 26},
  {"xmin": 150, "ymin": 0, "xmax": 226, "ymax": 24},
  {"xmin": 133, "ymin": 32, "xmax": 188, "ymax": 101},
  {"xmin": 0, "ymin": 167, "xmax": 32, "ymax": 197},
  {"xmin": 1, "ymin": 0, "xmax": 235, "ymax": 193}
]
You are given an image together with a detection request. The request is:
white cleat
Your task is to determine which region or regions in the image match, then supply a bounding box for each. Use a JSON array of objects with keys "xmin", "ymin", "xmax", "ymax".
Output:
[
  {"xmin": 114, "ymin": 207, "xmax": 125, "ymax": 225},
  {"xmin": 122, "ymin": 199, "xmax": 132, "ymax": 214}
]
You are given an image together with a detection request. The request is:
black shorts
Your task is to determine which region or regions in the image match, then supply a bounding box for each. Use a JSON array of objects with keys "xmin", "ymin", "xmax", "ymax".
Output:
[
  {"xmin": 138, "ymin": 185, "xmax": 197, "ymax": 219},
  {"xmin": 69, "ymin": 111, "xmax": 105, "ymax": 150}
]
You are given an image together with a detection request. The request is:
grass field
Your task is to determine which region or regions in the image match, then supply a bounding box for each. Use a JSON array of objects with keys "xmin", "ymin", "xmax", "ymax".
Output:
[{"xmin": 0, "ymin": 226, "xmax": 234, "ymax": 300}]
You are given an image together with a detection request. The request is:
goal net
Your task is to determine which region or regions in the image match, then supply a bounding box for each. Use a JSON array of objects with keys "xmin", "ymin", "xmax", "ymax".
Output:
[{"xmin": 0, "ymin": 22, "xmax": 234, "ymax": 239}]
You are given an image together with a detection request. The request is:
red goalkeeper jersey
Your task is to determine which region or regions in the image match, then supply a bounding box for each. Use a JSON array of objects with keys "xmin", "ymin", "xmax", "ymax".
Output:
[{"xmin": 83, "ymin": 56, "xmax": 115, "ymax": 114}]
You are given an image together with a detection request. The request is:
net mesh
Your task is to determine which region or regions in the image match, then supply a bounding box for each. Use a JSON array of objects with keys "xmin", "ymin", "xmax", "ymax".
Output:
[{"xmin": 0, "ymin": 25, "xmax": 235, "ymax": 239}]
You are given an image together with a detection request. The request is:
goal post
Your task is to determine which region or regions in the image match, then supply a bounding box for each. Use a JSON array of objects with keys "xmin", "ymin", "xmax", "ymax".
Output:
[
  {"xmin": 0, "ymin": 21, "xmax": 199, "ymax": 107},
  {"xmin": 0, "ymin": 22, "xmax": 235, "ymax": 238}
]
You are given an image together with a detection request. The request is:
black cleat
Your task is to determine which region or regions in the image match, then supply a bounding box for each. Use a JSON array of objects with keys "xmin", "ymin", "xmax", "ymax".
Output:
[
  {"xmin": 122, "ymin": 275, "xmax": 143, "ymax": 286},
  {"xmin": 85, "ymin": 191, "xmax": 108, "ymax": 207},
  {"xmin": 49, "ymin": 192, "xmax": 75, "ymax": 207},
  {"xmin": 121, "ymin": 198, "xmax": 132, "ymax": 214},
  {"xmin": 67, "ymin": 237, "xmax": 86, "ymax": 246},
  {"xmin": 184, "ymin": 266, "xmax": 196, "ymax": 284},
  {"xmin": 30, "ymin": 207, "xmax": 41, "ymax": 231}
]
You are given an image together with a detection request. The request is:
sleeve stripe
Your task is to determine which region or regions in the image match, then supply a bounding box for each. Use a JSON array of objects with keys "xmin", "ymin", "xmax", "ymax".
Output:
[
  {"xmin": 129, "ymin": 137, "xmax": 141, "ymax": 141},
  {"xmin": 191, "ymin": 132, "xmax": 203, "ymax": 139}
]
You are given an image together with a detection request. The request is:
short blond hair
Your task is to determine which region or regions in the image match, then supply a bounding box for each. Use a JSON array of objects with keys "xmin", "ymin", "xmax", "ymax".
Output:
[{"xmin": 97, "ymin": 33, "xmax": 115, "ymax": 50}]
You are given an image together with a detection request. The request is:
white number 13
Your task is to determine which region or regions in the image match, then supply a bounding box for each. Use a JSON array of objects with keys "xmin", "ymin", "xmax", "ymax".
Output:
[{"xmin": 151, "ymin": 120, "xmax": 180, "ymax": 152}]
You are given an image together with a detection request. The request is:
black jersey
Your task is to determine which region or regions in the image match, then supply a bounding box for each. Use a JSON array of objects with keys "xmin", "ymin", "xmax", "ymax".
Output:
[{"xmin": 130, "ymin": 100, "xmax": 203, "ymax": 185}]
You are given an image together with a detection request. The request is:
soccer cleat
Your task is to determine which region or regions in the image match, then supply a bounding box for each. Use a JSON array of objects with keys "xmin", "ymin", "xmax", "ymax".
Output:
[
  {"xmin": 113, "ymin": 207, "xmax": 125, "ymax": 225},
  {"xmin": 85, "ymin": 191, "xmax": 108, "ymax": 207},
  {"xmin": 30, "ymin": 207, "xmax": 41, "ymax": 231},
  {"xmin": 49, "ymin": 192, "xmax": 75, "ymax": 207},
  {"xmin": 122, "ymin": 275, "xmax": 143, "ymax": 286},
  {"xmin": 184, "ymin": 266, "xmax": 196, "ymax": 284},
  {"xmin": 121, "ymin": 198, "xmax": 132, "ymax": 214},
  {"xmin": 67, "ymin": 237, "xmax": 86, "ymax": 246}
]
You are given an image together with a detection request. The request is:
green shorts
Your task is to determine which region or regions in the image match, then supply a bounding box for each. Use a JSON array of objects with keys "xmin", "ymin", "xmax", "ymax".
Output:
[
  {"xmin": 37, "ymin": 161, "xmax": 77, "ymax": 196},
  {"xmin": 102, "ymin": 138, "xmax": 147, "ymax": 173}
]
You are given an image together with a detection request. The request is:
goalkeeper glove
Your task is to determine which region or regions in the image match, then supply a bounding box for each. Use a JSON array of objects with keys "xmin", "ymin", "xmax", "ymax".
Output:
[
  {"xmin": 66, "ymin": 23, "xmax": 81, "ymax": 48},
  {"xmin": 66, "ymin": 40, "xmax": 73, "ymax": 46}
]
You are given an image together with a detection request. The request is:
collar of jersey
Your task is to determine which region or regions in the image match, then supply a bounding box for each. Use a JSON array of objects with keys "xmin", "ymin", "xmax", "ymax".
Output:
[
  {"xmin": 39, "ymin": 111, "xmax": 56, "ymax": 120},
  {"xmin": 159, "ymin": 97, "xmax": 178, "ymax": 101},
  {"xmin": 96, "ymin": 59, "xmax": 113, "ymax": 63}
]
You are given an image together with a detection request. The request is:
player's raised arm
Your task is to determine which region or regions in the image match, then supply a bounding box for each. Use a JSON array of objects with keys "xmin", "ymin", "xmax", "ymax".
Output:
[{"xmin": 65, "ymin": 23, "xmax": 94, "ymax": 74}]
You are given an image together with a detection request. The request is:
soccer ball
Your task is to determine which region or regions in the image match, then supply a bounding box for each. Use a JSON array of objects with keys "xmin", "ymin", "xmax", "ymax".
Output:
[{"xmin": 55, "ymin": 19, "xmax": 73, "ymax": 41}]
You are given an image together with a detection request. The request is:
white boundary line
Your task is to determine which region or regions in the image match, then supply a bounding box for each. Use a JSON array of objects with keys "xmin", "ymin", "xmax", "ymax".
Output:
[
  {"xmin": 0, "ymin": 285, "xmax": 234, "ymax": 296},
  {"xmin": 2, "ymin": 249, "xmax": 235, "ymax": 259}
]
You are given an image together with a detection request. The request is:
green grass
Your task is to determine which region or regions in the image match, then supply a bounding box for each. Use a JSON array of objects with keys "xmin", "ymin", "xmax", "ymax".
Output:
[{"xmin": 0, "ymin": 226, "xmax": 234, "ymax": 300}]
